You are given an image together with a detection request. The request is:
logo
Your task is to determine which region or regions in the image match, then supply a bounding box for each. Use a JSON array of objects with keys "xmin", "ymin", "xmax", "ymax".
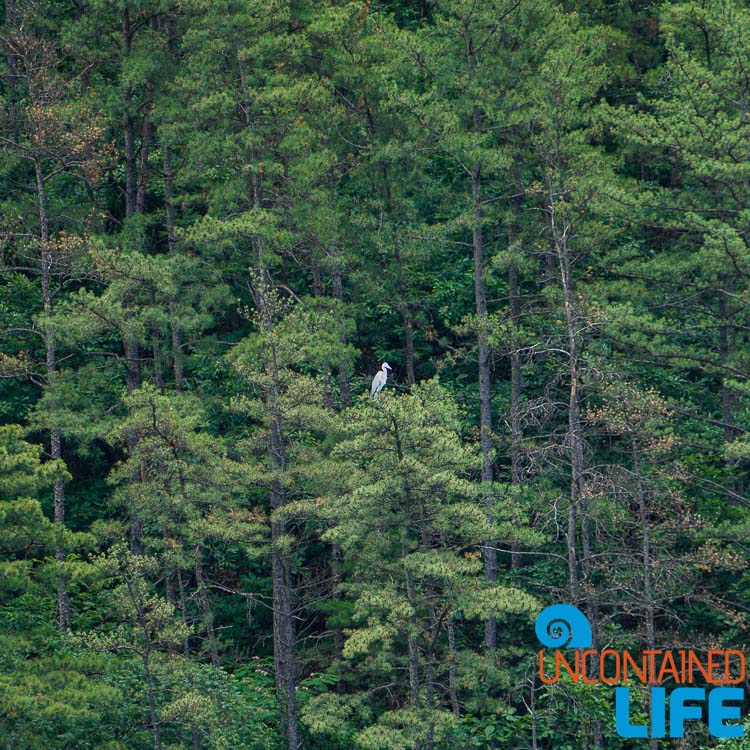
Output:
[
  {"xmin": 534, "ymin": 604, "xmax": 746, "ymax": 739},
  {"xmin": 535, "ymin": 603, "xmax": 592, "ymax": 649}
]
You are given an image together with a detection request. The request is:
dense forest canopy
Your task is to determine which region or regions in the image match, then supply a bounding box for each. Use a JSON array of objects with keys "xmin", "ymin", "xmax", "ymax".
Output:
[{"xmin": 1, "ymin": 0, "xmax": 750, "ymax": 748}]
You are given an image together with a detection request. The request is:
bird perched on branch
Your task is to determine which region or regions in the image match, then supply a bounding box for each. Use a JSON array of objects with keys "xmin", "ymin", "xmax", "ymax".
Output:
[{"xmin": 370, "ymin": 362, "xmax": 392, "ymax": 397}]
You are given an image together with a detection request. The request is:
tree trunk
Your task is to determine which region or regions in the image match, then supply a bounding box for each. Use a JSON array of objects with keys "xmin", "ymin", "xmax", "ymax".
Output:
[
  {"xmin": 530, "ymin": 675, "xmax": 539, "ymax": 750},
  {"xmin": 5, "ymin": 0, "xmax": 18, "ymax": 128},
  {"xmin": 509, "ymin": 264, "xmax": 523, "ymax": 571},
  {"xmin": 152, "ymin": 333, "xmax": 163, "ymax": 389},
  {"xmin": 719, "ymin": 278, "xmax": 740, "ymax": 491},
  {"xmin": 122, "ymin": 10, "xmax": 137, "ymax": 217},
  {"xmin": 163, "ymin": 143, "xmax": 177, "ymax": 254},
  {"xmin": 35, "ymin": 158, "xmax": 70, "ymax": 632},
  {"xmin": 256, "ymin": 261, "xmax": 299, "ymax": 750},
  {"xmin": 331, "ymin": 266, "xmax": 352, "ymax": 407},
  {"xmin": 548, "ymin": 182, "xmax": 601, "ymax": 747},
  {"xmin": 392, "ymin": 417, "xmax": 422, "ymax": 750},
  {"xmin": 270, "ymin": 450, "xmax": 299, "ymax": 750},
  {"xmin": 548, "ymin": 186, "xmax": 581, "ymax": 606},
  {"xmin": 633, "ymin": 445, "xmax": 657, "ymax": 750},
  {"xmin": 419, "ymin": 508, "xmax": 437, "ymax": 750},
  {"xmin": 447, "ymin": 616, "xmax": 460, "ymax": 718},
  {"xmin": 127, "ymin": 575, "xmax": 162, "ymax": 750},
  {"xmin": 135, "ymin": 100, "xmax": 152, "ymax": 214},
  {"xmin": 393, "ymin": 236, "xmax": 416, "ymax": 387},
  {"xmin": 170, "ymin": 307, "xmax": 184, "ymax": 390},
  {"xmin": 194, "ymin": 544, "xmax": 220, "ymax": 667},
  {"xmin": 142, "ymin": 647, "xmax": 162, "ymax": 750},
  {"xmin": 425, "ymin": 619, "xmax": 436, "ymax": 750},
  {"xmin": 382, "ymin": 171, "xmax": 416, "ymax": 387},
  {"xmin": 719, "ymin": 306, "xmax": 734, "ymax": 444},
  {"xmin": 465, "ymin": 30, "xmax": 497, "ymax": 649},
  {"xmin": 124, "ymin": 109, "xmax": 137, "ymax": 215},
  {"xmin": 330, "ymin": 542, "xmax": 345, "ymax": 665},
  {"xmin": 472, "ymin": 160, "xmax": 496, "ymax": 651},
  {"xmin": 162, "ymin": 85, "xmax": 184, "ymax": 392},
  {"xmin": 313, "ymin": 287, "xmax": 345, "ymax": 661},
  {"xmin": 312, "ymin": 264, "xmax": 336, "ymax": 410},
  {"xmin": 125, "ymin": 336, "xmax": 143, "ymax": 553},
  {"xmin": 403, "ymin": 562, "xmax": 422, "ymax": 750},
  {"xmin": 122, "ymin": 9, "xmax": 146, "ymax": 553},
  {"xmin": 241, "ymin": 52, "xmax": 298, "ymax": 746},
  {"xmin": 177, "ymin": 564, "xmax": 201, "ymax": 748}
]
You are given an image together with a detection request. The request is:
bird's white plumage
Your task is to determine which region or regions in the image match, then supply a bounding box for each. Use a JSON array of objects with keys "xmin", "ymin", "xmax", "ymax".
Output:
[{"xmin": 371, "ymin": 362, "xmax": 392, "ymax": 397}]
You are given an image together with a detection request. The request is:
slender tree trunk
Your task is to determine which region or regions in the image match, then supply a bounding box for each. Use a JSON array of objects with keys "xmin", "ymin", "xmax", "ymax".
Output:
[
  {"xmin": 548, "ymin": 182, "xmax": 601, "ymax": 747},
  {"xmin": 313, "ymin": 283, "xmax": 345, "ymax": 661},
  {"xmin": 177, "ymin": 566, "xmax": 190, "ymax": 657},
  {"xmin": 152, "ymin": 334, "xmax": 163, "ymax": 389},
  {"xmin": 121, "ymin": 9, "xmax": 146, "ymax": 553},
  {"xmin": 465, "ymin": 33, "xmax": 497, "ymax": 650},
  {"xmin": 269, "ymin": 422, "xmax": 298, "ymax": 750},
  {"xmin": 403, "ymin": 561, "xmax": 422, "ymax": 750},
  {"xmin": 163, "ymin": 143, "xmax": 184, "ymax": 390},
  {"xmin": 124, "ymin": 337, "xmax": 140, "ymax": 398},
  {"xmin": 127, "ymin": 575, "xmax": 162, "ymax": 750},
  {"xmin": 35, "ymin": 158, "xmax": 70, "ymax": 632},
  {"xmin": 394, "ymin": 237, "xmax": 416, "ymax": 387},
  {"xmin": 382, "ymin": 172, "xmax": 416, "ymax": 386},
  {"xmin": 330, "ymin": 542, "xmax": 345, "ymax": 665},
  {"xmin": 331, "ymin": 266, "xmax": 352, "ymax": 407},
  {"xmin": 176, "ymin": 564, "xmax": 201, "ymax": 748},
  {"xmin": 241, "ymin": 52, "xmax": 298, "ymax": 747},
  {"xmin": 141, "ymin": 646, "xmax": 162, "ymax": 750},
  {"xmin": 719, "ymin": 278, "xmax": 737, "ymax": 444},
  {"xmin": 560, "ymin": 244, "xmax": 595, "ymax": 638},
  {"xmin": 447, "ymin": 617, "xmax": 460, "ymax": 718},
  {"xmin": 5, "ymin": 0, "xmax": 17, "ymax": 128},
  {"xmin": 122, "ymin": 11, "xmax": 137, "ymax": 217},
  {"xmin": 719, "ymin": 278, "xmax": 740, "ymax": 492},
  {"xmin": 125, "ymin": 336, "xmax": 143, "ymax": 553},
  {"xmin": 530, "ymin": 675, "xmax": 539, "ymax": 750},
  {"xmin": 124, "ymin": 108, "xmax": 137, "ymax": 214},
  {"xmin": 548, "ymin": 188, "xmax": 581, "ymax": 606},
  {"xmin": 404, "ymin": 316, "xmax": 416, "ymax": 386},
  {"xmin": 254, "ymin": 249, "xmax": 299, "ymax": 750},
  {"xmin": 311, "ymin": 264, "xmax": 323, "ymax": 296},
  {"xmin": 567, "ymin": 496, "xmax": 579, "ymax": 604},
  {"xmin": 392, "ymin": 419, "xmax": 422, "ymax": 750},
  {"xmin": 169, "ymin": 307, "xmax": 184, "ymax": 390},
  {"xmin": 163, "ymin": 547, "xmax": 175, "ymax": 607},
  {"xmin": 163, "ymin": 143, "xmax": 177, "ymax": 253},
  {"xmin": 425, "ymin": 618, "xmax": 436, "ymax": 750},
  {"xmin": 194, "ymin": 544, "xmax": 220, "ymax": 667},
  {"xmin": 509, "ymin": 264, "xmax": 523, "ymax": 571},
  {"xmin": 418, "ymin": 509, "xmax": 436, "ymax": 750},
  {"xmin": 633, "ymin": 445, "xmax": 657, "ymax": 750},
  {"xmin": 136, "ymin": 100, "xmax": 152, "ymax": 215},
  {"xmin": 472, "ymin": 160, "xmax": 496, "ymax": 651},
  {"xmin": 312, "ymin": 264, "xmax": 336, "ymax": 410}
]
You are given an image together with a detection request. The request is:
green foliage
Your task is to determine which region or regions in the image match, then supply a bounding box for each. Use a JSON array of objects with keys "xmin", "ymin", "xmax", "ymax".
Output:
[
  {"xmin": 300, "ymin": 384, "xmax": 538, "ymax": 748},
  {"xmin": 2, "ymin": 1, "xmax": 750, "ymax": 748}
]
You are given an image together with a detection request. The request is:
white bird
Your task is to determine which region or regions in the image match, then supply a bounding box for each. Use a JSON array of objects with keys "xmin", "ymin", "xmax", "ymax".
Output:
[{"xmin": 370, "ymin": 362, "xmax": 392, "ymax": 397}]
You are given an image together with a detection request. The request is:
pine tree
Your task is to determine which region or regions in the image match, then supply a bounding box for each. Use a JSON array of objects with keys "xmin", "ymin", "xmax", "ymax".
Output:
[
  {"xmin": 304, "ymin": 383, "xmax": 536, "ymax": 750},
  {"xmin": 229, "ymin": 280, "xmax": 353, "ymax": 750},
  {"xmin": 0, "ymin": 7, "xmax": 108, "ymax": 630}
]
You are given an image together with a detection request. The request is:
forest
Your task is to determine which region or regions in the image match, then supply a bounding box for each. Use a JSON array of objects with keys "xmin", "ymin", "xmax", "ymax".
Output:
[{"xmin": 1, "ymin": 0, "xmax": 749, "ymax": 748}]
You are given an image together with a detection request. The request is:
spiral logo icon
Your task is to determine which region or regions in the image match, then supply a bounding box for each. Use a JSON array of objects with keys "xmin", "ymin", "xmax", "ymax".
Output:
[{"xmin": 535, "ymin": 604, "xmax": 592, "ymax": 648}]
